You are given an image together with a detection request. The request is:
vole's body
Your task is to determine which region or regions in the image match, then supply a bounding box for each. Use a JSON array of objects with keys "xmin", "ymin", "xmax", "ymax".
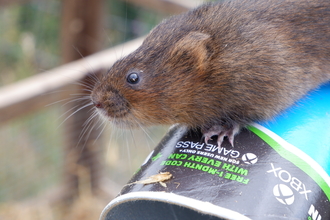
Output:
[{"xmin": 92, "ymin": 0, "xmax": 330, "ymax": 146}]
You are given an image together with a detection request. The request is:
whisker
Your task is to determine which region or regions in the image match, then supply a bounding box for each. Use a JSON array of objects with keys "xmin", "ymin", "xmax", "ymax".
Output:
[
  {"xmin": 77, "ymin": 114, "xmax": 99, "ymax": 151},
  {"xmin": 93, "ymin": 119, "xmax": 108, "ymax": 145},
  {"xmin": 73, "ymin": 80, "xmax": 96, "ymax": 91},
  {"xmin": 133, "ymin": 118, "xmax": 156, "ymax": 145},
  {"xmin": 46, "ymin": 97, "xmax": 75, "ymax": 107},
  {"xmin": 58, "ymin": 97, "xmax": 91, "ymax": 109},
  {"xmin": 78, "ymin": 109, "xmax": 105, "ymax": 148},
  {"xmin": 82, "ymin": 108, "xmax": 99, "ymax": 127},
  {"xmin": 87, "ymin": 71, "xmax": 102, "ymax": 83},
  {"xmin": 129, "ymin": 128, "xmax": 138, "ymax": 150},
  {"xmin": 124, "ymin": 127, "xmax": 132, "ymax": 172},
  {"xmin": 57, "ymin": 102, "xmax": 93, "ymax": 128},
  {"xmin": 72, "ymin": 46, "xmax": 99, "ymax": 76}
]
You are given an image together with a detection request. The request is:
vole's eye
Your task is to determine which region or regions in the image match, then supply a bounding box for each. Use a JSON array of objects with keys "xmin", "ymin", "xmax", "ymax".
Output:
[{"xmin": 127, "ymin": 72, "xmax": 140, "ymax": 84}]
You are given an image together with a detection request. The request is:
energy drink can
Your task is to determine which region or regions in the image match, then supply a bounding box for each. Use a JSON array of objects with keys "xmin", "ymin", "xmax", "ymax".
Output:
[{"xmin": 100, "ymin": 83, "xmax": 330, "ymax": 220}]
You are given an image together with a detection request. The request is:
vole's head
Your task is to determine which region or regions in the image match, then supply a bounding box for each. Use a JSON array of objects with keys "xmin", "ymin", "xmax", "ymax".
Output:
[{"xmin": 91, "ymin": 27, "xmax": 212, "ymax": 128}]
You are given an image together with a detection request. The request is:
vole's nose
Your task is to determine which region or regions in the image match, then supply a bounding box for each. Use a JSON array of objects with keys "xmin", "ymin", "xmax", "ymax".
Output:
[
  {"xmin": 91, "ymin": 93, "xmax": 104, "ymax": 109},
  {"xmin": 93, "ymin": 100, "xmax": 103, "ymax": 109}
]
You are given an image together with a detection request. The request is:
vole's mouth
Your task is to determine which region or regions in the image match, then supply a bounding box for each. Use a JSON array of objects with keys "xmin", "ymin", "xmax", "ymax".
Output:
[
  {"xmin": 94, "ymin": 106, "xmax": 129, "ymax": 120},
  {"xmin": 94, "ymin": 107, "xmax": 141, "ymax": 128}
]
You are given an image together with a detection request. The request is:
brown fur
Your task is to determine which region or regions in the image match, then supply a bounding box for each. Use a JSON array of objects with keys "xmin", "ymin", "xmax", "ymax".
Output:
[{"xmin": 91, "ymin": 0, "xmax": 330, "ymax": 131}]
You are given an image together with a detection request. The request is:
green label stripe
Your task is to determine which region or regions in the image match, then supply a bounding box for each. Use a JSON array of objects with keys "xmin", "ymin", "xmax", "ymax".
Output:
[{"xmin": 248, "ymin": 125, "xmax": 330, "ymax": 200}]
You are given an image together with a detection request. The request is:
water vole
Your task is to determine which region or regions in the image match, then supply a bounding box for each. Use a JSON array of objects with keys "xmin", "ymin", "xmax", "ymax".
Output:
[{"xmin": 91, "ymin": 0, "xmax": 330, "ymax": 146}]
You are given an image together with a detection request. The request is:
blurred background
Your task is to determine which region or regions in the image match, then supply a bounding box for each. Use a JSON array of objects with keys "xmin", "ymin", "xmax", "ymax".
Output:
[{"xmin": 0, "ymin": 0, "xmax": 204, "ymax": 219}]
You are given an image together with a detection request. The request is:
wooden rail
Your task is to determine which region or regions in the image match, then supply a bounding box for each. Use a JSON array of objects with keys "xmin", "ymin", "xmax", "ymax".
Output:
[{"xmin": 0, "ymin": 0, "xmax": 202, "ymax": 123}]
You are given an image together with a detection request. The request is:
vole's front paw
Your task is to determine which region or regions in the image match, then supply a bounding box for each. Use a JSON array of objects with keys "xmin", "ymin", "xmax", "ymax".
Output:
[{"xmin": 202, "ymin": 124, "xmax": 240, "ymax": 147}]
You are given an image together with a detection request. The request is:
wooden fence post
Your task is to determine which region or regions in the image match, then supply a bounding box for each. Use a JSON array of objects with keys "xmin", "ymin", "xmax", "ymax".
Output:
[{"xmin": 60, "ymin": 0, "xmax": 104, "ymax": 203}]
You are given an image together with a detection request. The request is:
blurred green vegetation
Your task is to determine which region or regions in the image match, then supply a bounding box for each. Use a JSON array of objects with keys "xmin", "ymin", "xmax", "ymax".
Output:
[
  {"xmin": 0, "ymin": 1, "xmax": 60, "ymax": 86},
  {"xmin": 0, "ymin": 0, "xmax": 163, "ymax": 86}
]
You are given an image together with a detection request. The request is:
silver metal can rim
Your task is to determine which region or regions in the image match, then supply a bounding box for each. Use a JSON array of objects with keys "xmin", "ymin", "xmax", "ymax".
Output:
[{"xmin": 99, "ymin": 191, "xmax": 252, "ymax": 220}]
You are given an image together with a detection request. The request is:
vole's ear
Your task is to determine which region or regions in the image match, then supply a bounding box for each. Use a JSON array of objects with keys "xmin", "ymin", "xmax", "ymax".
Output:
[
  {"xmin": 181, "ymin": 31, "xmax": 210, "ymax": 43},
  {"xmin": 171, "ymin": 32, "xmax": 211, "ymax": 70}
]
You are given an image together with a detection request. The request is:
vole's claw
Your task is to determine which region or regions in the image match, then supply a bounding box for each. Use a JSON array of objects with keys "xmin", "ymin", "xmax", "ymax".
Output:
[
  {"xmin": 228, "ymin": 134, "xmax": 235, "ymax": 147},
  {"xmin": 217, "ymin": 131, "xmax": 227, "ymax": 147},
  {"xmin": 203, "ymin": 124, "xmax": 240, "ymax": 147},
  {"xmin": 203, "ymin": 129, "xmax": 218, "ymax": 144},
  {"xmin": 204, "ymin": 136, "xmax": 210, "ymax": 144}
]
